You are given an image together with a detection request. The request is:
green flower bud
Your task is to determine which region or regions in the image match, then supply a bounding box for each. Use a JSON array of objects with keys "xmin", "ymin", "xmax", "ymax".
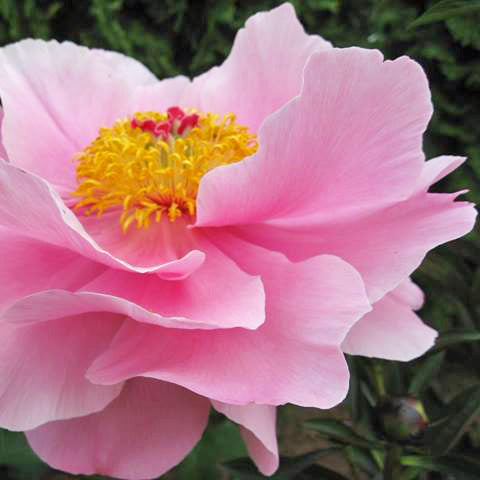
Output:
[{"xmin": 376, "ymin": 397, "xmax": 428, "ymax": 442}]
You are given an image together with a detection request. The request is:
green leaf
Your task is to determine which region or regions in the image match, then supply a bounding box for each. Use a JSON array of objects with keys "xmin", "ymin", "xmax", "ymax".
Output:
[
  {"xmin": 360, "ymin": 380, "xmax": 377, "ymax": 407},
  {"xmin": 0, "ymin": 429, "xmax": 47, "ymax": 478},
  {"xmin": 174, "ymin": 419, "xmax": 246, "ymax": 479},
  {"xmin": 344, "ymin": 445, "xmax": 379, "ymax": 476},
  {"xmin": 272, "ymin": 449, "xmax": 341, "ymax": 479},
  {"xmin": 297, "ymin": 464, "xmax": 351, "ymax": 480},
  {"xmin": 401, "ymin": 454, "xmax": 480, "ymax": 479},
  {"xmin": 221, "ymin": 457, "xmax": 266, "ymax": 480},
  {"xmin": 408, "ymin": 351, "xmax": 446, "ymax": 395},
  {"xmin": 408, "ymin": 0, "xmax": 480, "ymax": 28},
  {"xmin": 222, "ymin": 449, "xmax": 340, "ymax": 480},
  {"xmin": 429, "ymin": 384, "xmax": 480, "ymax": 455},
  {"xmin": 399, "ymin": 467, "xmax": 424, "ymax": 480},
  {"xmin": 304, "ymin": 419, "xmax": 374, "ymax": 448},
  {"xmin": 446, "ymin": 14, "xmax": 480, "ymax": 48},
  {"xmin": 433, "ymin": 329, "xmax": 480, "ymax": 350}
]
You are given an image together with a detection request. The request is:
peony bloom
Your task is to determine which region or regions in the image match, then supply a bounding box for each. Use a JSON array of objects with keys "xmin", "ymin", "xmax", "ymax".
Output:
[{"xmin": 0, "ymin": 3, "xmax": 476, "ymax": 479}]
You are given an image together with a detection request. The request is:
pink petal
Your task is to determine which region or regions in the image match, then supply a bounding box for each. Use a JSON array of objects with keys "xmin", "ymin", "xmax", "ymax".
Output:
[
  {"xmin": 0, "ymin": 39, "xmax": 159, "ymax": 189},
  {"xmin": 26, "ymin": 378, "xmax": 210, "ymax": 480},
  {"xmin": 79, "ymin": 213, "xmax": 206, "ymax": 279},
  {"xmin": 206, "ymin": 231, "xmax": 371, "ymax": 344},
  {"xmin": 232, "ymin": 190, "xmax": 476, "ymax": 303},
  {"xmin": 186, "ymin": 3, "xmax": 330, "ymax": 131},
  {"xmin": 87, "ymin": 320, "xmax": 348, "ymax": 409},
  {"xmin": 4, "ymin": 234, "xmax": 264, "ymax": 331},
  {"xmin": 196, "ymin": 48, "xmax": 432, "ymax": 227},
  {"xmin": 0, "ymin": 230, "xmax": 105, "ymax": 312},
  {"xmin": 0, "ymin": 108, "xmax": 8, "ymax": 160},
  {"xmin": 390, "ymin": 278, "xmax": 424, "ymax": 311},
  {"xmin": 342, "ymin": 293, "xmax": 437, "ymax": 361},
  {"xmin": 0, "ymin": 313, "xmax": 123, "ymax": 431},
  {"xmin": 415, "ymin": 155, "xmax": 466, "ymax": 193},
  {"xmin": 87, "ymin": 250, "xmax": 370, "ymax": 409},
  {"xmin": 131, "ymin": 75, "xmax": 190, "ymax": 112},
  {"xmin": 212, "ymin": 401, "xmax": 278, "ymax": 476},
  {"xmin": 3, "ymin": 287, "xmax": 259, "ymax": 331},
  {"xmin": 0, "ymin": 161, "xmax": 204, "ymax": 276},
  {"xmin": 77, "ymin": 236, "xmax": 265, "ymax": 329}
]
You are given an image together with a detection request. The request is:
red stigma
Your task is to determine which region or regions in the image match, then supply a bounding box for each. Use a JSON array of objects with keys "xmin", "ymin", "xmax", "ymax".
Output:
[
  {"xmin": 140, "ymin": 119, "xmax": 156, "ymax": 134},
  {"xmin": 154, "ymin": 122, "xmax": 171, "ymax": 140},
  {"xmin": 131, "ymin": 107, "xmax": 197, "ymax": 139},
  {"xmin": 167, "ymin": 106, "xmax": 185, "ymax": 122},
  {"xmin": 178, "ymin": 114, "xmax": 199, "ymax": 135}
]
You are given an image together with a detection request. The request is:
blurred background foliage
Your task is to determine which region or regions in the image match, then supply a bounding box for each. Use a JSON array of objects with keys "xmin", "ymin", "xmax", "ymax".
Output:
[{"xmin": 0, "ymin": 0, "xmax": 479, "ymax": 479}]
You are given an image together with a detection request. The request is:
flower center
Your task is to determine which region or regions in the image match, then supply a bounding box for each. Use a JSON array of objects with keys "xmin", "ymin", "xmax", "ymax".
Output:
[{"xmin": 72, "ymin": 107, "xmax": 258, "ymax": 232}]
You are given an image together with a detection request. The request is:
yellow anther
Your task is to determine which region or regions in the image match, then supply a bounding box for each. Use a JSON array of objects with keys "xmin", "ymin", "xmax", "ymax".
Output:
[{"xmin": 71, "ymin": 110, "xmax": 258, "ymax": 232}]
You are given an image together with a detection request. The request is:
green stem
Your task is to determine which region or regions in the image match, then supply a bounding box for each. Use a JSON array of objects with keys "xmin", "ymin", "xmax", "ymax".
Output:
[
  {"xmin": 384, "ymin": 444, "xmax": 403, "ymax": 480},
  {"xmin": 373, "ymin": 362, "xmax": 387, "ymax": 400}
]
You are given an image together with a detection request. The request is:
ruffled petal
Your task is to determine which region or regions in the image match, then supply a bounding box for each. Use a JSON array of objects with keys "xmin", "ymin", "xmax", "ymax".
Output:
[
  {"xmin": 0, "ymin": 161, "xmax": 204, "ymax": 276},
  {"xmin": 26, "ymin": 378, "xmax": 210, "ymax": 480},
  {"xmin": 415, "ymin": 155, "xmax": 466, "ymax": 193},
  {"xmin": 77, "ymin": 236, "xmax": 265, "ymax": 330},
  {"xmin": 231, "ymin": 190, "xmax": 476, "ymax": 303},
  {"xmin": 196, "ymin": 47, "xmax": 432, "ymax": 227},
  {"xmin": 206, "ymin": 231, "xmax": 370, "ymax": 344},
  {"xmin": 0, "ymin": 230, "xmax": 105, "ymax": 312},
  {"xmin": 78, "ymin": 213, "xmax": 206, "ymax": 279},
  {"xmin": 87, "ymin": 248, "xmax": 370, "ymax": 409},
  {"xmin": 3, "ymin": 287, "xmax": 259, "ymax": 331},
  {"xmin": 4, "ymin": 235, "xmax": 264, "ymax": 331},
  {"xmin": 0, "ymin": 39, "xmax": 158, "ymax": 189},
  {"xmin": 342, "ymin": 293, "xmax": 437, "ymax": 361},
  {"xmin": 0, "ymin": 313, "xmax": 123, "ymax": 431},
  {"xmin": 390, "ymin": 278, "xmax": 424, "ymax": 311},
  {"xmin": 212, "ymin": 401, "xmax": 278, "ymax": 476},
  {"xmin": 186, "ymin": 3, "xmax": 330, "ymax": 131},
  {"xmin": 87, "ymin": 321, "xmax": 348, "ymax": 409}
]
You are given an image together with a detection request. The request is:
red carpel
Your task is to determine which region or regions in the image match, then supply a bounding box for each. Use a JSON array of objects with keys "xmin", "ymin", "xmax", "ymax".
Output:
[{"xmin": 131, "ymin": 107, "xmax": 199, "ymax": 140}]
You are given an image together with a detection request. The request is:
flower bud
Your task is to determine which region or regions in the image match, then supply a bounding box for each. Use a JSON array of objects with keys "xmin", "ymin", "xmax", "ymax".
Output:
[{"xmin": 376, "ymin": 397, "xmax": 428, "ymax": 442}]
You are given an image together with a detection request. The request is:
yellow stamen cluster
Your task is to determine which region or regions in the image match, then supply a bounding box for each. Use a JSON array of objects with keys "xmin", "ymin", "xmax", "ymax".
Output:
[{"xmin": 72, "ymin": 110, "xmax": 258, "ymax": 232}]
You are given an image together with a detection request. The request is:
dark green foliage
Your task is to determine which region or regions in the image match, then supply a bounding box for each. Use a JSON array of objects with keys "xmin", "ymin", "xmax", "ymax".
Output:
[
  {"xmin": 0, "ymin": 0, "xmax": 479, "ymax": 479},
  {"xmin": 408, "ymin": 1, "xmax": 480, "ymax": 29},
  {"xmin": 0, "ymin": 430, "xmax": 48, "ymax": 479}
]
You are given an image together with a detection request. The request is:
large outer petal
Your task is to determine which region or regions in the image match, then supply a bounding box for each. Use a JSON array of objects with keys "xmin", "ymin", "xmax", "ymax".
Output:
[
  {"xmin": 196, "ymin": 47, "xmax": 432, "ymax": 227},
  {"xmin": 87, "ymin": 248, "xmax": 370, "ymax": 409},
  {"xmin": 0, "ymin": 161, "xmax": 204, "ymax": 275},
  {"xmin": 0, "ymin": 314, "xmax": 123, "ymax": 431},
  {"xmin": 26, "ymin": 378, "xmax": 210, "ymax": 480},
  {"xmin": 0, "ymin": 229, "xmax": 105, "ymax": 312},
  {"xmin": 0, "ymin": 39, "xmax": 162, "ymax": 189},
  {"xmin": 213, "ymin": 401, "xmax": 278, "ymax": 476},
  {"xmin": 228, "ymin": 157, "xmax": 477, "ymax": 302},
  {"xmin": 341, "ymin": 291, "xmax": 437, "ymax": 361},
  {"xmin": 185, "ymin": 3, "xmax": 331, "ymax": 131}
]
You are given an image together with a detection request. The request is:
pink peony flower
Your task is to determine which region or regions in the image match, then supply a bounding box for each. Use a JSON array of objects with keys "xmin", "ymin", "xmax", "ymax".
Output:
[{"xmin": 0, "ymin": 3, "xmax": 475, "ymax": 479}]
